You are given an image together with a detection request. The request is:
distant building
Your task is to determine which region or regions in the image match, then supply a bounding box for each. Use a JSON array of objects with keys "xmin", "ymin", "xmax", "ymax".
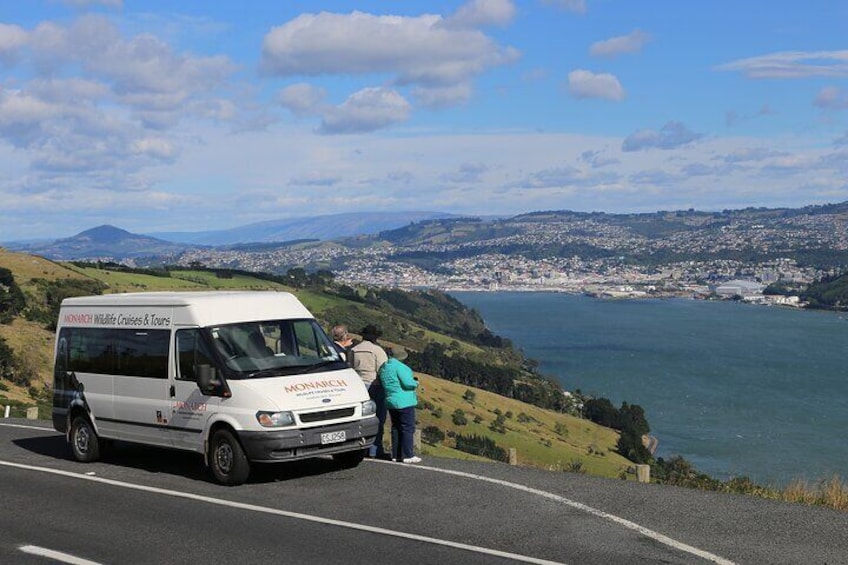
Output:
[{"xmin": 713, "ymin": 279, "xmax": 764, "ymax": 297}]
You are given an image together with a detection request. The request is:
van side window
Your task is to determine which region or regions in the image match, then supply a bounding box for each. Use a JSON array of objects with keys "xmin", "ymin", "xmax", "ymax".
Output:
[
  {"xmin": 67, "ymin": 328, "xmax": 169, "ymax": 378},
  {"xmin": 176, "ymin": 329, "xmax": 215, "ymax": 382}
]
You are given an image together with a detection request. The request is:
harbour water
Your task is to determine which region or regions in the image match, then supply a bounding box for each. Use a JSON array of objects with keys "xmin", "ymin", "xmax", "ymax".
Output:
[{"xmin": 452, "ymin": 291, "xmax": 848, "ymax": 486}]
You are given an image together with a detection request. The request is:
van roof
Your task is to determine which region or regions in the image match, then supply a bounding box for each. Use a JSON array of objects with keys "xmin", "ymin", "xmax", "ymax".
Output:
[{"xmin": 60, "ymin": 291, "xmax": 314, "ymax": 326}]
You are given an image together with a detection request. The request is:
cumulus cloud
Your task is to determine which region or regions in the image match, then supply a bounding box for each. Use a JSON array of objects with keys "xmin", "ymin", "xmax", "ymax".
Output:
[
  {"xmin": 0, "ymin": 15, "xmax": 244, "ymax": 199},
  {"xmin": 319, "ymin": 87, "xmax": 412, "ymax": 134},
  {"xmin": 260, "ymin": 10, "xmax": 519, "ymax": 88},
  {"xmin": 622, "ymin": 121, "xmax": 702, "ymax": 152},
  {"xmin": 541, "ymin": 0, "xmax": 587, "ymax": 14},
  {"xmin": 590, "ymin": 29, "xmax": 651, "ymax": 58},
  {"xmin": 814, "ymin": 86, "xmax": 848, "ymax": 110},
  {"xmin": 567, "ymin": 69, "xmax": 625, "ymax": 101},
  {"xmin": 835, "ymin": 131, "xmax": 848, "ymax": 146},
  {"xmin": 277, "ymin": 83, "xmax": 327, "ymax": 117},
  {"xmin": 715, "ymin": 50, "xmax": 848, "ymax": 79},
  {"xmin": 441, "ymin": 0, "xmax": 516, "ymax": 29}
]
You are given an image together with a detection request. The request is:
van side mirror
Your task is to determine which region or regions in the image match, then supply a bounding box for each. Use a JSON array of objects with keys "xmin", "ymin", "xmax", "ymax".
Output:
[{"xmin": 196, "ymin": 364, "xmax": 222, "ymax": 396}]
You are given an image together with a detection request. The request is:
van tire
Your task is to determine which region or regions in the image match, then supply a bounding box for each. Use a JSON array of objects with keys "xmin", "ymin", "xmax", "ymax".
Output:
[
  {"xmin": 70, "ymin": 416, "xmax": 100, "ymax": 463},
  {"xmin": 332, "ymin": 448, "xmax": 366, "ymax": 469},
  {"xmin": 209, "ymin": 429, "xmax": 250, "ymax": 486}
]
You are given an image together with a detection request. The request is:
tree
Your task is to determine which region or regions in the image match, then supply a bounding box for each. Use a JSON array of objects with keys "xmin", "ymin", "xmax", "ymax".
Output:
[{"xmin": 0, "ymin": 268, "xmax": 25, "ymax": 324}]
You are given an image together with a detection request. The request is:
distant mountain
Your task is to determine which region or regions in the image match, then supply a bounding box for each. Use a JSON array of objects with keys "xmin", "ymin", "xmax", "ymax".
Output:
[
  {"xmin": 9, "ymin": 225, "xmax": 192, "ymax": 260},
  {"xmin": 146, "ymin": 211, "xmax": 455, "ymax": 246}
]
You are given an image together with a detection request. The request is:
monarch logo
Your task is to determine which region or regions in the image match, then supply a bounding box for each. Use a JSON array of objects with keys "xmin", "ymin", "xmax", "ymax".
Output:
[{"xmin": 284, "ymin": 379, "xmax": 348, "ymax": 394}]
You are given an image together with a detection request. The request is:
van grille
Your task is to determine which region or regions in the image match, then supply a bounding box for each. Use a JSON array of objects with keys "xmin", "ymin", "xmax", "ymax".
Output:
[{"xmin": 299, "ymin": 407, "xmax": 355, "ymax": 423}]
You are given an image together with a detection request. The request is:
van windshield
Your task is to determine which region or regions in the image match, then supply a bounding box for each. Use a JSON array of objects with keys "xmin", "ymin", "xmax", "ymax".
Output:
[{"xmin": 207, "ymin": 319, "xmax": 346, "ymax": 377}]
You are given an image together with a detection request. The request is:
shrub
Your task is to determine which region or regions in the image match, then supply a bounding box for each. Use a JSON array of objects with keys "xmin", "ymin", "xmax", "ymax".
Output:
[
  {"xmin": 422, "ymin": 426, "xmax": 445, "ymax": 445},
  {"xmin": 463, "ymin": 389, "xmax": 476, "ymax": 403},
  {"xmin": 454, "ymin": 433, "xmax": 508, "ymax": 462},
  {"xmin": 451, "ymin": 409, "xmax": 468, "ymax": 426},
  {"xmin": 489, "ymin": 413, "xmax": 507, "ymax": 434}
]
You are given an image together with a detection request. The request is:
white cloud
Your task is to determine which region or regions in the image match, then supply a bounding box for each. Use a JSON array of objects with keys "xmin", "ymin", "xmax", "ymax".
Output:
[
  {"xmin": 441, "ymin": 162, "xmax": 489, "ymax": 183},
  {"xmin": 260, "ymin": 10, "xmax": 519, "ymax": 89},
  {"xmin": 412, "ymin": 82, "xmax": 474, "ymax": 108},
  {"xmin": 567, "ymin": 69, "xmax": 625, "ymax": 101},
  {"xmin": 278, "ymin": 83, "xmax": 328, "ymax": 117},
  {"xmin": 319, "ymin": 87, "xmax": 412, "ymax": 134},
  {"xmin": 622, "ymin": 121, "xmax": 702, "ymax": 152},
  {"xmin": 814, "ymin": 86, "xmax": 848, "ymax": 110},
  {"xmin": 590, "ymin": 29, "xmax": 651, "ymax": 58},
  {"xmin": 442, "ymin": 0, "xmax": 516, "ymax": 29},
  {"xmin": 0, "ymin": 23, "xmax": 28, "ymax": 65},
  {"xmin": 288, "ymin": 172, "xmax": 342, "ymax": 186},
  {"xmin": 715, "ymin": 50, "xmax": 848, "ymax": 79}
]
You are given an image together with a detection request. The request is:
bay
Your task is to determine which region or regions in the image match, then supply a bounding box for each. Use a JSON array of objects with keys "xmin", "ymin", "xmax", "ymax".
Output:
[{"xmin": 451, "ymin": 291, "xmax": 848, "ymax": 487}]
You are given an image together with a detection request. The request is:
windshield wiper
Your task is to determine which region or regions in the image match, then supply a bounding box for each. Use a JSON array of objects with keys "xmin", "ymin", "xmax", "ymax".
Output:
[
  {"xmin": 303, "ymin": 359, "xmax": 344, "ymax": 373},
  {"xmin": 246, "ymin": 368, "xmax": 286, "ymax": 378}
]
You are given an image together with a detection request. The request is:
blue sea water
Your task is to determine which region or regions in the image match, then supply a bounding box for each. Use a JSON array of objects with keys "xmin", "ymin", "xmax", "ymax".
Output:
[{"xmin": 451, "ymin": 291, "xmax": 848, "ymax": 487}]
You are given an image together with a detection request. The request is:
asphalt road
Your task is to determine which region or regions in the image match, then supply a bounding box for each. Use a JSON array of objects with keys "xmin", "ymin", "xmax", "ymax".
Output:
[{"xmin": 2, "ymin": 419, "xmax": 847, "ymax": 565}]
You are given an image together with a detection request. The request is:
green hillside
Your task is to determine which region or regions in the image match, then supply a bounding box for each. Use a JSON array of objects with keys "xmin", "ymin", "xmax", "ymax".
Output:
[{"xmin": 0, "ymin": 250, "xmax": 633, "ymax": 479}]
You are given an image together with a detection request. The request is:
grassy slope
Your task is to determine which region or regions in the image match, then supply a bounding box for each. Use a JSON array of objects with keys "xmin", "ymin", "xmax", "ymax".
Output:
[{"xmin": 0, "ymin": 250, "xmax": 630, "ymax": 478}]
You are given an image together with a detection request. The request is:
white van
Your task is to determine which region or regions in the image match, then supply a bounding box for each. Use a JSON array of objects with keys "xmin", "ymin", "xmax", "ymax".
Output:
[{"xmin": 52, "ymin": 291, "xmax": 378, "ymax": 485}]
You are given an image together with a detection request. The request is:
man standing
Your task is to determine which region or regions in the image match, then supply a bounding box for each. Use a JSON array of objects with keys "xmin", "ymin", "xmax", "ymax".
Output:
[
  {"xmin": 351, "ymin": 324, "xmax": 390, "ymax": 459},
  {"xmin": 331, "ymin": 324, "xmax": 353, "ymax": 361}
]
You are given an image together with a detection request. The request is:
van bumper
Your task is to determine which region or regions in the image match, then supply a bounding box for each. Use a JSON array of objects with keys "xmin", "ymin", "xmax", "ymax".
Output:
[{"xmin": 239, "ymin": 416, "xmax": 379, "ymax": 462}]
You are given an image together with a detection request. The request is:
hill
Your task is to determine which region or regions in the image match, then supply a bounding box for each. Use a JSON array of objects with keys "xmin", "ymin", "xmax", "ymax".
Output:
[
  {"xmin": 0, "ymin": 250, "xmax": 633, "ymax": 479},
  {"xmin": 9, "ymin": 225, "xmax": 193, "ymax": 260}
]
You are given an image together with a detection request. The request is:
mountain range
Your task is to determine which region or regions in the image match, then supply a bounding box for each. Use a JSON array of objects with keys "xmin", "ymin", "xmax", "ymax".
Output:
[{"xmin": 2, "ymin": 211, "xmax": 453, "ymax": 260}]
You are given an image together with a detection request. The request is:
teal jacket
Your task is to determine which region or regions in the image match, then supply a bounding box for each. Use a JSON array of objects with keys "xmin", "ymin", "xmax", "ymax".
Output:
[{"xmin": 379, "ymin": 358, "xmax": 419, "ymax": 410}]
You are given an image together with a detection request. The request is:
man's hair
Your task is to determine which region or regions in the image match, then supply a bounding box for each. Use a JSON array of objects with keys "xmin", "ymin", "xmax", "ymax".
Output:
[{"xmin": 332, "ymin": 325, "xmax": 349, "ymax": 341}]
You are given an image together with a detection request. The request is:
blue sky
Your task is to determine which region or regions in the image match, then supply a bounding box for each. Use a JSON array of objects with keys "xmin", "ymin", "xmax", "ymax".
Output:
[{"xmin": 1, "ymin": 0, "xmax": 847, "ymax": 241}]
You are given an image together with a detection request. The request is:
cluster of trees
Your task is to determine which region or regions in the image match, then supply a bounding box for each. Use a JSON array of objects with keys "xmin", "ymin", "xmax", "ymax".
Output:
[
  {"xmin": 583, "ymin": 398, "xmax": 652, "ymax": 464},
  {"xmin": 801, "ymin": 271, "xmax": 848, "ymax": 310},
  {"xmin": 454, "ymin": 434, "xmax": 509, "ymax": 462},
  {"xmin": 25, "ymin": 278, "xmax": 107, "ymax": 330},
  {"xmin": 0, "ymin": 267, "xmax": 25, "ymax": 324}
]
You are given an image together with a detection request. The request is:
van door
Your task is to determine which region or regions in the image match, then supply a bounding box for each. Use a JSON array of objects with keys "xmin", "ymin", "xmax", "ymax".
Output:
[
  {"xmin": 110, "ymin": 329, "xmax": 172, "ymax": 447},
  {"xmin": 169, "ymin": 329, "xmax": 219, "ymax": 451}
]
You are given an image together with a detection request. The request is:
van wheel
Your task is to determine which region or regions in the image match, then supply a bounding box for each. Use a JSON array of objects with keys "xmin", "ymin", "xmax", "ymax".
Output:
[
  {"xmin": 209, "ymin": 429, "xmax": 250, "ymax": 486},
  {"xmin": 70, "ymin": 416, "xmax": 100, "ymax": 463},
  {"xmin": 332, "ymin": 448, "xmax": 366, "ymax": 469}
]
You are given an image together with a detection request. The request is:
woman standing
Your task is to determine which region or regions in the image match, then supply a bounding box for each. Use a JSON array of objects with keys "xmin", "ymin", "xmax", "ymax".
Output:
[{"xmin": 379, "ymin": 346, "xmax": 421, "ymax": 464}]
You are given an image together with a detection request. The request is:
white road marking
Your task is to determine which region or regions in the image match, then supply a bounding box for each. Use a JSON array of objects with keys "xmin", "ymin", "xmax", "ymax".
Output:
[
  {"xmin": 19, "ymin": 545, "xmax": 103, "ymax": 565},
  {"xmin": 0, "ymin": 424, "xmax": 734, "ymax": 564},
  {"xmin": 0, "ymin": 460, "xmax": 565, "ymax": 565},
  {"xmin": 373, "ymin": 460, "xmax": 736, "ymax": 565}
]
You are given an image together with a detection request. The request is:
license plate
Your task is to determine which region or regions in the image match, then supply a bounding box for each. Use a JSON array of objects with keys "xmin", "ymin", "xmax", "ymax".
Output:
[{"xmin": 321, "ymin": 431, "xmax": 346, "ymax": 445}]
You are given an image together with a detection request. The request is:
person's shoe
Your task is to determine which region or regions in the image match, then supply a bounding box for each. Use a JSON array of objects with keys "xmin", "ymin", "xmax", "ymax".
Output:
[
  {"xmin": 402, "ymin": 456, "xmax": 422, "ymax": 464},
  {"xmin": 376, "ymin": 453, "xmax": 393, "ymax": 461}
]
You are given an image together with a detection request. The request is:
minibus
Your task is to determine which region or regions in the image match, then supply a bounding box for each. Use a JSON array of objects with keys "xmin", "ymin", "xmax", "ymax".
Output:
[{"xmin": 52, "ymin": 291, "xmax": 378, "ymax": 485}]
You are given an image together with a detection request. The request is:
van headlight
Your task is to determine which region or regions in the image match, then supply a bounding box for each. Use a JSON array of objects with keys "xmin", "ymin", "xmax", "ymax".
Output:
[
  {"xmin": 256, "ymin": 411, "xmax": 295, "ymax": 427},
  {"xmin": 362, "ymin": 400, "xmax": 376, "ymax": 416}
]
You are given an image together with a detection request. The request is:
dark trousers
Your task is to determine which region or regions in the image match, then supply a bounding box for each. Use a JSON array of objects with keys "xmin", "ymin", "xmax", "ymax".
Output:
[
  {"xmin": 389, "ymin": 406, "xmax": 416, "ymax": 461},
  {"xmin": 368, "ymin": 382, "xmax": 388, "ymax": 457}
]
